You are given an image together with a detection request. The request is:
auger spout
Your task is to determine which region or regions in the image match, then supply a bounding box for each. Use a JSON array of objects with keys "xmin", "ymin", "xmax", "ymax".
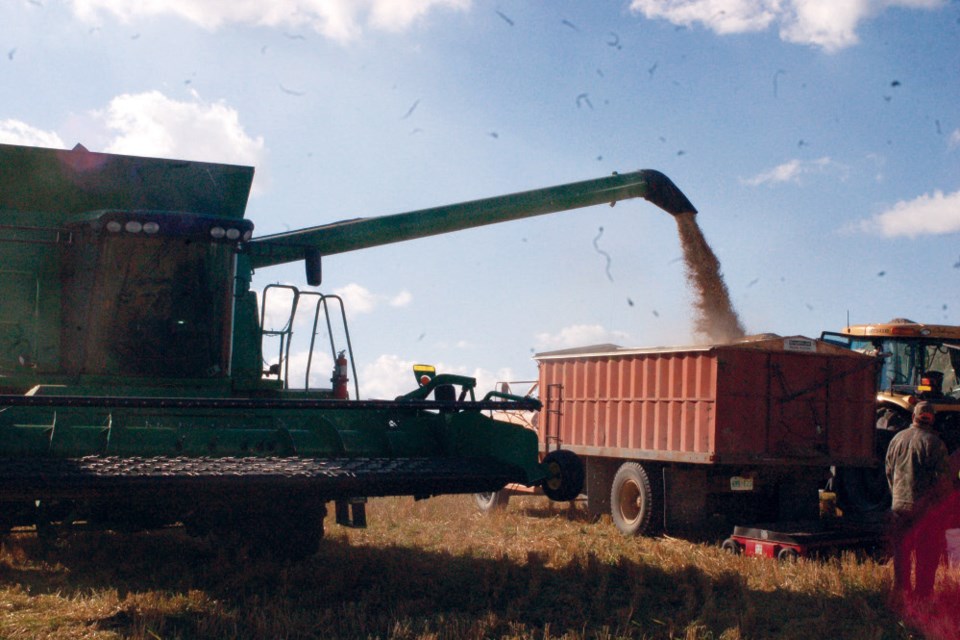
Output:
[{"xmin": 634, "ymin": 169, "xmax": 698, "ymax": 216}]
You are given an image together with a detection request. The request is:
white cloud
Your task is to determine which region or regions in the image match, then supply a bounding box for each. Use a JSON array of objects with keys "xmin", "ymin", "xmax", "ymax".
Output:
[
  {"xmin": 778, "ymin": 0, "xmax": 865, "ymax": 50},
  {"xmin": 857, "ymin": 190, "xmax": 960, "ymax": 238},
  {"xmin": 333, "ymin": 283, "xmax": 413, "ymax": 314},
  {"xmin": 358, "ymin": 353, "xmax": 519, "ymax": 400},
  {"xmin": 390, "ymin": 290, "xmax": 413, "ymax": 307},
  {"xmin": 628, "ymin": 0, "xmax": 945, "ymax": 52},
  {"xmin": 96, "ymin": 91, "xmax": 265, "ymax": 170},
  {"xmin": 0, "ymin": 94, "xmax": 264, "ymax": 190},
  {"xmin": 534, "ymin": 324, "xmax": 629, "ymax": 351},
  {"xmin": 742, "ymin": 157, "xmax": 843, "ymax": 186},
  {"xmin": 630, "ymin": 0, "xmax": 779, "ymax": 34},
  {"xmin": 950, "ymin": 129, "xmax": 960, "ymax": 150},
  {"xmin": 257, "ymin": 285, "xmax": 299, "ymax": 332},
  {"xmin": 0, "ymin": 120, "xmax": 65, "ymax": 148},
  {"xmin": 334, "ymin": 283, "xmax": 379, "ymax": 314},
  {"xmin": 67, "ymin": 0, "xmax": 470, "ymax": 42},
  {"xmin": 283, "ymin": 349, "xmax": 335, "ymax": 389},
  {"xmin": 359, "ymin": 353, "xmax": 417, "ymax": 399}
]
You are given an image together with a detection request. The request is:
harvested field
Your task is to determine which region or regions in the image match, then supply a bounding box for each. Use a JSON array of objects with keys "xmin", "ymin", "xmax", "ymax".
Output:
[{"xmin": 1, "ymin": 495, "xmax": 957, "ymax": 639}]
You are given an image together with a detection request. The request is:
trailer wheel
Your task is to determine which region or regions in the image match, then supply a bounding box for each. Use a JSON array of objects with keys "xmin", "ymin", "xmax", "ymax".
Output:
[
  {"xmin": 542, "ymin": 449, "xmax": 585, "ymax": 502},
  {"xmin": 721, "ymin": 538, "xmax": 741, "ymax": 555},
  {"xmin": 610, "ymin": 462, "xmax": 660, "ymax": 536},
  {"xmin": 777, "ymin": 547, "xmax": 799, "ymax": 562},
  {"xmin": 474, "ymin": 490, "xmax": 510, "ymax": 513}
]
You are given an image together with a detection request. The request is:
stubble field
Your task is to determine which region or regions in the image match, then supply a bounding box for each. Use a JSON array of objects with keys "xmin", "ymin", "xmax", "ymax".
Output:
[{"xmin": 1, "ymin": 494, "xmax": 957, "ymax": 640}]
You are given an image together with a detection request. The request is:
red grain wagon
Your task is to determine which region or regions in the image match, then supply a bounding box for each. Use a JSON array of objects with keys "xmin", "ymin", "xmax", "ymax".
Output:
[{"xmin": 534, "ymin": 335, "xmax": 877, "ymax": 537}]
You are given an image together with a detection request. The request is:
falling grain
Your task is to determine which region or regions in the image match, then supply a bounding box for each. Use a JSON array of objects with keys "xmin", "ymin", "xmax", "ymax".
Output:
[{"xmin": 674, "ymin": 212, "xmax": 745, "ymax": 343}]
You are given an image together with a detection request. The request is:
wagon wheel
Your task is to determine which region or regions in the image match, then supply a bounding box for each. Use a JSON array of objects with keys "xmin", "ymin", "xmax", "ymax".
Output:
[
  {"xmin": 777, "ymin": 547, "xmax": 799, "ymax": 562},
  {"xmin": 721, "ymin": 538, "xmax": 741, "ymax": 555},
  {"xmin": 474, "ymin": 490, "xmax": 510, "ymax": 513},
  {"xmin": 610, "ymin": 462, "xmax": 661, "ymax": 536},
  {"xmin": 541, "ymin": 449, "xmax": 585, "ymax": 502}
]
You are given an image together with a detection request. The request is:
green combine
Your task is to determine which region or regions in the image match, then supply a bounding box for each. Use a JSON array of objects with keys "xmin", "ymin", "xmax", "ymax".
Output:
[{"xmin": 0, "ymin": 142, "xmax": 695, "ymax": 556}]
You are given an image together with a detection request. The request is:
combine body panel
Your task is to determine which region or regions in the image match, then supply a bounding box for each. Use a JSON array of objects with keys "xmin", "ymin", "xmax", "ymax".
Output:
[
  {"xmin": 533, "ymin": 336, "xmax": 877, "ymax": 537},
  {"xmin": 0, "ymin": 142, "xmax": 693, "ymax": 554}
]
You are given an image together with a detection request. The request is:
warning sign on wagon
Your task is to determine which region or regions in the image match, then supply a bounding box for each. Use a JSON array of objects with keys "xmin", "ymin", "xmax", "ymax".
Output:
[{"xmin": 784, "ymin": 338, "xmax": 817, "ymax": 353}]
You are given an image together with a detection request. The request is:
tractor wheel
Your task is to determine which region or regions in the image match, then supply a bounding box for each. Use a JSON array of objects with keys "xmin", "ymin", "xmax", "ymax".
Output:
[
  {"xmin": 610, "ymin": 462, "xmax": 660, "ymax": 536},
  {"xmin": 474, "ymin": 490, "xmax": 510, "ymax": 513},
  {"xmin": 541, "ymin": 449, "xmax": 585, "ymax": 502}
]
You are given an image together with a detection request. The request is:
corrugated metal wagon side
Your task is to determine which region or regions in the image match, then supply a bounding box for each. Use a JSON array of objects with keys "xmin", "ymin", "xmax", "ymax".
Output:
[{"xmin": 535, "ymin": 336, "xmax": 877, "ymax": 538}]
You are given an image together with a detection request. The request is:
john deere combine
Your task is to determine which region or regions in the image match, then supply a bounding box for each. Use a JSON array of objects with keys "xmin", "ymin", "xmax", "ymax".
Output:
[{"xmin": 0, "ymin": 142, "xmax": 695, "ymax": 556}]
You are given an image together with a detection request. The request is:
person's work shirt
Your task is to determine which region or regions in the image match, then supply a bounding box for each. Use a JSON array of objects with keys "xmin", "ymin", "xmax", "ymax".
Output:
[{"xmin": 885, "ymin": 425, "xmax": 949, "ymax": 512}]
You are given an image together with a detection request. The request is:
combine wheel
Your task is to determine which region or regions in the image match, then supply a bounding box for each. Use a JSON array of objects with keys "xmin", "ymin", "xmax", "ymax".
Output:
[
  {"xmin": 266, "ymin": 502, "xmax": 326, "ymax": 560},
  {"xmin": 474, "ymin": 490, "xmax": 510, "ymax": 513},
  {"xmin": 34, "ymin": 500, "xmax": 71, "ymax": 543},
  {"xmin": 276, "ymin": 517, "xmax": 325, "ymax": 560},
  {"xmin": 203, "ymin": 498, "xmax": 326, "ymax": 561},
  {"xmin": 541, "ymin": 449, "xmax": 585, "ymax": 502},
  {"xmin": 610, "ymin": 462, "xmax": 660, "ymax": 536}
]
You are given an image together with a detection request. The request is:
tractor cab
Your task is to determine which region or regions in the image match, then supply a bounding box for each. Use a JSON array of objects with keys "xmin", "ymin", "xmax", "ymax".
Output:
[
  {"xmin": 822, "ymin": 318, "xmax": 960, "ymax": 453},
  {"xmin": 821, "ymin": 318, "xmax": 960, "ymax": 400}
]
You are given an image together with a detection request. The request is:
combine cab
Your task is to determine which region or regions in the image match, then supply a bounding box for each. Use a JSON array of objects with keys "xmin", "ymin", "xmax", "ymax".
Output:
[
  {"xmin": 0, "ymin": 142, "xmax": 695, "ymax": 556},
  {"xmin": 822, "ymin": 318, "xmax": 960, "ymax": 512}
]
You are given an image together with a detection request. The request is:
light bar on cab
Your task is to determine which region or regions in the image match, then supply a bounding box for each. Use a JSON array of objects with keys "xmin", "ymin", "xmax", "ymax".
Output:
[{"xmin": 84, "ymin": 210, "xmax": 255, "ymax": 244}]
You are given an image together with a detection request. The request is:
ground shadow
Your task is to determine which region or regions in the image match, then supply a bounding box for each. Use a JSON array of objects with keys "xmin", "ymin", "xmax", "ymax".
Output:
[{"xmin": 0, "ymin": 524, "xmax": 932, "ymax": 640}]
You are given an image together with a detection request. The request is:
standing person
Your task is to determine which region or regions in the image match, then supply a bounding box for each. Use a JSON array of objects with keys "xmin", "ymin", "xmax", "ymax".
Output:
[{"xmin": 885, "ymin": 400, "xmax": 950, "ymax": 599}]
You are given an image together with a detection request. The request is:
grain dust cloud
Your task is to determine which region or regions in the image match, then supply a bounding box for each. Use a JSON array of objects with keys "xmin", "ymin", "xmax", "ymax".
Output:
[{"xmin": 674, "ymin": 212, "xmax": 745, "ymax": 344}]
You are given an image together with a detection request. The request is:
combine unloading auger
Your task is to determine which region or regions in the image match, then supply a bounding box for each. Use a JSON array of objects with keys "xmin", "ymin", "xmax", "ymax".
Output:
[{"xmin": 246, "ymin": 168, "xmax": 697, "ymax": 284}]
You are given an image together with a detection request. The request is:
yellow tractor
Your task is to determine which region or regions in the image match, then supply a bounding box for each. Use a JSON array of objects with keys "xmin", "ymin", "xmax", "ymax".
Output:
[{"xmin": 821, "ymin": 318, "xmax": 960, "ymax": 512}]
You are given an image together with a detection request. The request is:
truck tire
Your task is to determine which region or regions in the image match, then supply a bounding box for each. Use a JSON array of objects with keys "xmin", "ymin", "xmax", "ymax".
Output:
[
  {"xmin": 474, "ymin": 490, "xmax": 510, "ymax": 513},
  {"xmin": 610, "ymin": 462, "xmax": 660, "ymax": 536},
  {"xmin": 542, "ymin": 449, "xmax": 585, "ymax": 502}
]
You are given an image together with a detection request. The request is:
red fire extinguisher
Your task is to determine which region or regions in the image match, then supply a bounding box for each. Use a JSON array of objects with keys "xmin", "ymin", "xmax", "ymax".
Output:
[{"xmin": 331, "ymin": 350, "xmax": 350, "ymax": 399}]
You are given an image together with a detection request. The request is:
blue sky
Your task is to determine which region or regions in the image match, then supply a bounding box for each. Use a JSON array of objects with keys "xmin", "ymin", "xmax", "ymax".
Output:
[{"xmin": 2, "ymin": 0, "xmax": 959, "ymax": 398}]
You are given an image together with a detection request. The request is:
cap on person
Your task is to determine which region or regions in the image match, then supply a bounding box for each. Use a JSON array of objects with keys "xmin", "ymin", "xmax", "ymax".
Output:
[{"xmin": 914, "ymin": 401, "xmax": 936, "ymax": 425}]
